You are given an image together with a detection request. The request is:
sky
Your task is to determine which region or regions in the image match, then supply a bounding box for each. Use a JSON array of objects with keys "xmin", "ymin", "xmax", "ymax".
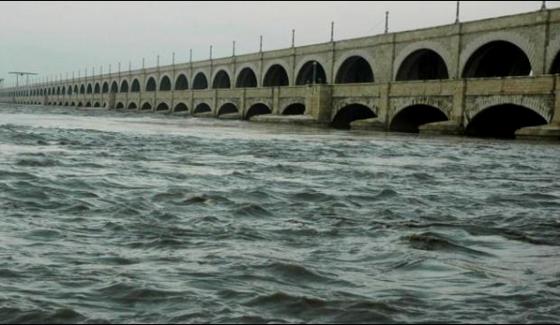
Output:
[{"xmin": 1, "ymin": 1, "xmax": 559, "ymax": 87}]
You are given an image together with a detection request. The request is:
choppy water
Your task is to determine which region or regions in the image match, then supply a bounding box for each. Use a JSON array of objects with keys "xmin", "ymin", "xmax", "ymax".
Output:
[{"xmin": 0, "ymin": 103, "xmax": 559, "ymax": 323}]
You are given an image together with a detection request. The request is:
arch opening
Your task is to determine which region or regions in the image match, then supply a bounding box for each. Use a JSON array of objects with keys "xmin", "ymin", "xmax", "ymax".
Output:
[
  {"xmin": 296, "ymin": 61, "xmax": 327, "ymax": 85},
  {"xmin": 128, "ymin": 102, "xmax": 137, "ymax": 109},
  {"xmin": 263, "ymin": 65, "xmax": 289, "ymax": 87},
  {"xmin": 94, "ymin": 102, "xmax": 100, "ymax": 107},
  {"xmin": 87, "ymin": 84, "xmax": 92, "ymax": 94},
  {"xmin": 246, "ymin": 103, "xmax": 272, "ymax": 120},
  {"xmin": 218, "ymin": 103, "xmax": 238, "ymax": 116},
  {"xmin": 131, "ymin": 79, "xmax": 140, "ymax": 92},
  {"xmin": 282, "ymin": 103, "xmax": 306, "ymax": 115},
  {"xmin": 335, "ymin": 56, "xmax": 374, "ymax": 83},
  {"xmin": 194, "ymin": 103, "xmax": 211, "ymax": 114},
  {"xmin": 80, "ymin": 85, "xmax": 85, "ymax": 94},
  {"xmin": 174, "ymin": 103, "xmax": 188, "ymax": 112},
  {"xmin": 116, "ymin": 102, "xmax": 124, "ymax": 109},
  {"xmin": 463, "ymin": 41, "xmax": 531, "ymax": 78},
  {"xmin": 94, "ymin": 83, "xmax": 100, "ymax": 94},
  {"xmin": 396, "ymin": 49, "xmax": 449, "ymax": 81},
  {"xmin": 212, "ymin": 70, "xmax": 231, "ymax": 89},
  {"xmin": 175, "ymin": 74, "xmax": 189, "ymax": 90},
  {"xmin": 390, "ymin": 105, "xmax": 448, "ymax": 133},
  {"xmin": 120, "ymin": 80, "xmax": 129, "ymax": 93},
  {"xmin": 465, "ymin": 104, "xmax": 547, "ymax": 139},
  {"xmin": 193, "ymin": 73, "xmax": 208, "ymax": 90},
  {"xmin": 102, "ymin": 82, "xmax": 109, "ymax": 94},
  {"xmin": 146, "ymin": 77, "xmax": 157, "ymax": 91},
  {"xmin": 160, "ymin": 76, "xmax": 171, "ymax": 91},
  {"xmin": 331, "ymin": 104, "xmax": 376, "ymax": 129},
  {"xmin": 236, "ymin": 68, "xmax": 257, "ymax": 88},
  {"xmin": 110, "ymin": 81, "xmax": 118, "ymax": 93},
  {"xmin": 156, "ymin": 102, "xmax": 170, "ymax": 111},
  {"xmin": 141, "ymin": 102, "xmax": 152, "ymax": 111}
]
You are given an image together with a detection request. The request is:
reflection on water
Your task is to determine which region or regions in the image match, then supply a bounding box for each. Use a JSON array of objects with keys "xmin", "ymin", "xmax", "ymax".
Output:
[{"xmin": 0, "ymin": 104, "xmax": 559, "ymax": 323}]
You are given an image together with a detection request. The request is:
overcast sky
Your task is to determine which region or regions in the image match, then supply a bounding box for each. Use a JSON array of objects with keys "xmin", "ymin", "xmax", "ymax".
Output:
[{"xmin": 1, "ymin": 1, "xmax": 559, "ymax": 86}]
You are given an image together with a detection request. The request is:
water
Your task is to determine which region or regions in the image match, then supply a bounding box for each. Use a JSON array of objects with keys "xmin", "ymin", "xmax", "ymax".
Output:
[{"xmin": 1, "ymin": 103, "xmax": 559, "ymax": 324}]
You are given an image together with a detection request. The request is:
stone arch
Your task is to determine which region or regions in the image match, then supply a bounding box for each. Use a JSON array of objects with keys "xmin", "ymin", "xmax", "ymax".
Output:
[
  {"xmin": 550, "ymin": 51, "xmax": 560, "ymax": 74},
  {"xmin": 394, "ymin": 41, "xmax": 452, "ymax": 80},
  {"xmin": 296, "ymin": 60, "xmax": 327, "ymax": 85},
  {"xmin": 102, "ymin": 82, "xmax": 109, "ymax": 94},
  {"xmin": 94, "ymin": 102, "xmax": 100, "ymax": 107},
  {"xmin": 465, "ymin": 103, "xmax": 548, "ymax": 138},
  {"xmin": 159, "ymin": 75, "xmax": 172, "ymax": 91},
  {"xmin": 145, "ymin": 76, "xmax": 157, "ymax": 91},
  {"xmin": 71, "ymin": 102, "xmax": 76, "ymax": 106},
  {"xmin": 466, "ymin": 95, "xmax": 552, "ymax": 124},
  {"xmin": 62, "ymin": 87, "xmax": 66, "ymax": 95},
  {"xmin": 334, "ymin": 51, "xmax": 376, "ymax": 84},
  {"xmin": 263, "ymin": 63, "xmax": 290, "ymax": 87},
  {"xmin": 282, "ymin": 102, "xmax": 306, "ymax": 115},
  {"xmin": 389, "ymin": 104, "xmax": 449, "ymax": 133},
  {"xmin": 174, "ymin": 102, "xmax": 188, "ymax": 112},
  {"xmin": 110, "ymin": 81, "xmax": 119, "ymax": 93},
  {"xmin": 335, "ymin": 55, "xmax": 375, "ymax": 84},
  {"xmin": 331, "ymin": 103, "xmax": 377, "ymax": 129},
  {"xmin": 193, "ymin": 102, "xmax": 212, "ymax": 115},
  {"xmin": 547, "ymin": 33, "xmax": 560, "ymax": 74},
  {"xmin": 141, "ymin": 102, "xmax": 152, "ymax": 111},
  {"xmin": 245, "ymin": 103, "xmax": 272, "ymax": 120},
  {"xmin": 235, "ymin": 65, "xmax": 259, "ymax": 88},
  {"xmin": 218, "ymin": 102, "xmax": 239, "ymax": 116},
  {"xmin": 212, "ymin": 69, "xmax": 232, "ymax": 89},
  {"xmin": 460, "ymin": 32, "xmax": 535, "ymax": 78},
  {"xmin": 156, "ymin": 102, "xmax": 170, "ymax": 111},
  {"xmin": 192, "ymin": 72, "xmax": 209, "ymax": 90},
  {"xmin": 94, "ymin": 83, "xmax": 100, "ymax": 94},
  {"xmin": 175, "ymin": 73, "xmax": 189, "ymax": 90},
  {"xmin": 80, "ymin": 84, "xmax": 85, "ymax": 94},
  {"xmin": 86, "ymin": 84, "xmax": 92, "ymax": 94},
  {"xmin": 115, "ymin": 102, "xmax": 124, "ymax": 109},
  {"xmin": 78, "ymin": 102, "xmax": 83, "ymax": 107},
  {"xmin": 128, "ymin": 102, "xmax": 137, "ymax": 109},
  {"xmin": 120, "ymin": 79, "xmax": 129, "ymax": 93},
  {"xmin": 131, "ymin": 79, "xmax": 141, "ymax": 92}
]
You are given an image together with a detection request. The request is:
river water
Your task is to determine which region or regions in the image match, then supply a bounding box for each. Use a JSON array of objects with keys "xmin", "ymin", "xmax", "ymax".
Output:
[{"xmin": 0, "ymin": 103, "xmax": 559, "ymax": 323}]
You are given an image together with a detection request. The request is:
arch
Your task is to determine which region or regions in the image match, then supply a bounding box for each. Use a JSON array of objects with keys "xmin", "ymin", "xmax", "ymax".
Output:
[
  {"xmin": 80, "ymin": 85, "xmax": 85, "ymax": 94},
  {"xmin": 102, "ymin": 82, "xmax": 109, "ymax": 94},
  {"xmin": 127, "ymin": 102, "xmax": 137, "ymax": 109},
  {"xmin": 94, "ymin": 83, "xmax": 100, "ymax": 94},
  {"xmin": 156, "ymin": 102, "xmax": 170, "ymax": 111},
  {"xmin": 331, "ymin": 104, "xmax": 376, "ymax": 129},
  {"xmin": 218, "ymin": 103, "xmax": 238, "ymax": 116},
  {"xmin": 110, "ymin": 81, "xmax": 118, "ymax": 93},
  {"xmin": 62, "ymin": 87, "xmax": 66, "ymax": 95},
  {"xmin": 396, "ymin": 49, "xmax": 449, "ymax": 81},
  {"xmin": 78, "ymin": 102, "xmax": 83, "ymax": 107},
  {"xmin": 73, "ymin": 85, "xmax": 78, "ymax": 94},
  {"xmin": 296, "ymin": 61, "xmax": 327, "ymax": 85},
  {"xmin": 282, "ymin": 103, "xmax": 306, "ymax": 115},
  {"xmin": 120, "ymin": 80, "xmax": 129, "ymax": 93},
  {"xmin": 146, "ymin": 77, "xmax": 157, "ymax": 91},
  {"xmin": 236, "ymin": 67, "xmax": 258, "ymax": 88},
  {"xmin": 141, "ymin": 102, "xmax": 152, "ymax": 111},
  {"xmin": 193, "ymin": 103, "xmax": 212, "ymax": 115},
  {"xmin": 131, "ymin": 79, "xmax": 140, "ymax": 92},
  {"xmin": 550, "ymin": 51, "xmax": 560, "ymax": 74},
  {"xmin": 335, "ymin": 56, "xmax": 374, "ymax": 83},
  {"xmin": 71, "ymin": 102, "xmax": 76, "ymax": 106},
  {"xmin": 462, "ymin": 40, "xmax": 532, "ymax": 78},
  {"xmin": 212, "ymin": 70, "xmax": 231, "ymax": 89},
  {"xmin": 246, "ymin": 103, "xmax": 272, "ymax": 120},
  {"xmin": 115, "ymin": 102, "xmax": 124, "ymax": 109},
  {"xmin": 174, "ymin": 103, "xmax": 188, "ymax": 112},
  {"xmin": 94, "ymin": 102, "xmax": 100, "ymax": 107},
  {"xmin": 465, "ymin": 104, "xmax": 547, "ymax": 138},
  {"xmin": 87, "ymin": 84, "xmax": 93, "ymax": 94},
  {"xmin": 64, "ymin": 102, "xmax": 69, "ymax": 106},
  {"xmin": 263, "ymin": 64, "xmax": 289, "ymax": 87},
  {"xmin": 85, "ymin": 102, "xmax": 92, "ymax": 107},
  {"xmin": 175, "ymin": 74, "xmax": 189, "ymax": 90},
  {"xmin": 192, "ymin": 72, "xmax": 208, "ymax": 90},
  {"xmin": 159, "ymin": 75, "xmax": 171, "ymax": 91},
  {"xmin": 389, "ymin": 105, "xmax": 448, "ymax": 133}
]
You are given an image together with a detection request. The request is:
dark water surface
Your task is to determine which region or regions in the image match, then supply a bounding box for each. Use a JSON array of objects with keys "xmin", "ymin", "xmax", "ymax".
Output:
[{"xmin": 0, "ymin": 103, "xmax": 559, "ymax": 323}]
